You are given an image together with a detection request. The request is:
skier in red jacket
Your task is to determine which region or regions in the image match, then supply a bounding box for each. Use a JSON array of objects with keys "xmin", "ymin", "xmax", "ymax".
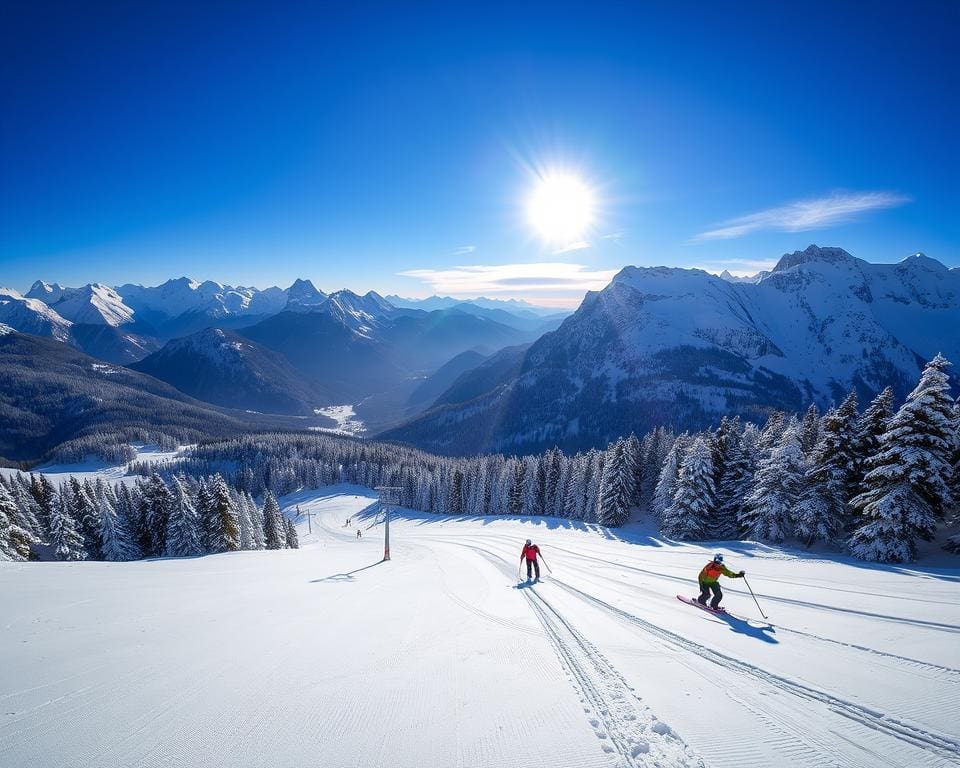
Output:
[{"xmin": 520, "ymin": 539, "xmax": 541, "ymax": 580}]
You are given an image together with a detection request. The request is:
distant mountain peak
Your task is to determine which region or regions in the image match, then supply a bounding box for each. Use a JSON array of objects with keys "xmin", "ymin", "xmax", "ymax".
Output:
[
  {"xmin": 773, "ymin": 244, "xmax": 856, "ymax": 272},
  {"xmin": 285, "ymin": 278, "xmax": 327, "ymax": 310}
]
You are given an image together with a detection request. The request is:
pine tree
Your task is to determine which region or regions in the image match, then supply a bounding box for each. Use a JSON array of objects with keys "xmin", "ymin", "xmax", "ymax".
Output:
[
  {"xmin": 741, "ymin": 425, "xmax": 805, "ymax": 543},
  {"xmin": 850, "ymin": 387, "xmax": 895, "ymax": 490},
  {"xmin": 508, "ymin": 461, "xmax": 526, "ymax": 516},
  {"xmin": 262, "ymin": 491, "xmax": 286, "ymax": 550},
  {"xmin": 448, "ymin": 469, "xmax": 465, "ymax": 516},
  {"xmin": 98, "ymin": 481, "xmax": 139, "ymax": 562},
  {"xmin": 798, "ymin": 404, "xmax": 821, "ymax": 454},
  {"xmin": 0, "ymin": 482, "xmax": 33, "ymax": 561},
  {"xmin": 209, "ymin": 475, "xmax": 240, "ymax": 552},
  {"xmin": 70, "ymin": 478, "xmax": 102, "ymax": 559},
  {"xmin": 248, "ymin": 491, "xmax": 267, "ymax": 549},
  {"xmin": 597, "ymin": 439, "xmax": 631, "ymax": 527},
  {"xmin": 142, "ymin": 474, "xmax": 174, "ymax": 556},
  {"xmin": 661, "ymin": 436, "xmax": 715, "ymax": 540},
  {"xmin": 848, "ymin": 355, "xmax": 956, "ymax": 562},
  {"xmin": 652, "ymin": 435, "xmax": 688, "ymax": 524},
  {"xmin": 49, "ymin": 492, "xmax": 85, "ymax": 561},
  {"xmin": 714, "ymin": 419, "xmax": 752, "ymax": 538},
  {"xmin": 794, "ymin": 391, "xmax": 859, "ymax": 546},
  {"xmin": 235, "ymin": 488, "xmax": 255, "ymax": 550},
  {"xmin": 164, "ymin": 477, "xmax": 203, "ymax": 557},
  {"xmin": 284, "ymin": 518, "xmax": 300, "ymax": 549}
]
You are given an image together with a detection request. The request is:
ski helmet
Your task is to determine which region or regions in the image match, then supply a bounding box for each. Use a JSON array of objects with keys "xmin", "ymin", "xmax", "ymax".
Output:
[
  {"xmin": 526, "ymin": 539, "xmax": 532, "ymax": 546},
  {"xmin": 713, "ymin": 553, "xmax": 724, "ymax": 563}
]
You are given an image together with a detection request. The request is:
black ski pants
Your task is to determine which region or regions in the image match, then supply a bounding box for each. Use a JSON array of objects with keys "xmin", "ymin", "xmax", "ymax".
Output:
[
  {"xmin": 698, "ymin": 581, "xmax": 722, "ymax": 608},
  {"xmin": 526, "ymin": 558, "xmax": 540, "ymax": 579}
]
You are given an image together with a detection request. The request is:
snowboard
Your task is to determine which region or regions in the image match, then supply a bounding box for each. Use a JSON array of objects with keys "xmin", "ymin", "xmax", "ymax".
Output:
[{"xmin": 677, "ymin": 595, "xmax": 727, "ymax": 614}]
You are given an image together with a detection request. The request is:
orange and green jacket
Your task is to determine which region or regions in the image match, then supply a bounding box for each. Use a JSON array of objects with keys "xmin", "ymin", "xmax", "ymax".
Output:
[{"xmin": 699, "ymin": 560, "xmax": 737, "ymax": 584}]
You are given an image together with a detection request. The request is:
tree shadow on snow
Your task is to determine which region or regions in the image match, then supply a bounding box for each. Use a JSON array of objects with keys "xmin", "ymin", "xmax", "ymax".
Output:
[{"xmin": 309, "ymin": 559, "xmax": 385, "ymax": 583}]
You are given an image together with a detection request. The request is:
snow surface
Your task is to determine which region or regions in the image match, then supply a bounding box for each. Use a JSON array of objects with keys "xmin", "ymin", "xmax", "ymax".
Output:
[
  {"xmin": 312, "ymin": 404, "xmax": 367, "ymax": 436},
  {"xmin": 2, "ymin": 486, "xmax": 958, "ymax": 768},
  {"xmin": 0, "ymin": 445, "xmax": 190, "ymax": 487}
]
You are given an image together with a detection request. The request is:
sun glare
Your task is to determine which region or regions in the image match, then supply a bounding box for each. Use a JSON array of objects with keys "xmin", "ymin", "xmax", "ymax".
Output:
[{"xmin": 527, "ymin": 172, "xmax": 595, "ymax": 243}]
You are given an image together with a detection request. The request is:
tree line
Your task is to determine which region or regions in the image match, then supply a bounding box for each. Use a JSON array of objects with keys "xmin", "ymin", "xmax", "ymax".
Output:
[
  {"xmin": 2, "ymin": 354, "xmax": 958, "ymax": 564},
  {"xmin": 0, "ymin": 471, "xmax": 299, "ymax": 562}
]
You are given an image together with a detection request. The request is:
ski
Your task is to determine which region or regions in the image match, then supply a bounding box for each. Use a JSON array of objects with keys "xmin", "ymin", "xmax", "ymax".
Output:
[{"xmin": 677, "ymin": 594, "xmax": 728, "ymax": 614}]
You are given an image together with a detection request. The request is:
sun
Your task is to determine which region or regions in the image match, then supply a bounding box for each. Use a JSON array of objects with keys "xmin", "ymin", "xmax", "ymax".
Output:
[{"xmin": 527, "ymin": 172, "xmax": 595, "ymax": 244}]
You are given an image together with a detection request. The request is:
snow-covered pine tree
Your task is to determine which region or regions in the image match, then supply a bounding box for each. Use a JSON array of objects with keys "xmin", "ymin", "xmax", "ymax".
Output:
[
  {"xmin": 848, "ymin": 355, "xmax": 957, "ymax": 562},
  {"xmin": 798, "ymin": 404, "xmax": 821, "ymax": 454},
  {"xmin": 262, "ymin": 491, "xmax": 286, "ymax": 550},
  {"xmin": 661, "ymin": 435, "xmax": 715, "ymax": 540},
  {"xmin": 142, "ymin": 474, "xmax": 174, "ymax": 556},
  {"xmin": 946, "ymin": 398, "xmax": 960, "ymax": 554},
  {"xmin": 209, "ymin": 474, "xmax": 240, "ymax": 552},
  {"xmin": 714, "ymin": 419, "xmax": 752, "ymax": 538},
  {"xmin": 448, "ymin": 468, "xmax": 465, "ymax": 516},
  {"xmin": 794, "ymin": 391, "xmax": 859, "ymax": 547},
  {"xmin": 508, "ymin": 461, "xmax": 525, "ymax": 516},
  {"xmin": 9, "ymin": 476, "xmax": 42, "ymax": 539},
  {"xmin": 624, "ymin": 433, "xmax": 643, "ymax": 506},
  {"xmin": 0, "ymin": 482, "xmax": 34, "ymax": 561},
  {"xmin": 235, "ymin": 487, "xmax": 255, "ymax": 550},
  {"xmin": 757, "ymin": 411, "xmax": 788, "ymax": 452},
  {"xmin": 70, "ymin": 477, "xmax": 102, "ymax": 559},
  {"xmin": 284, "ymin": 518, "xmax": 299, "ymax": 549},
  {"xmin": 583, "ymin": 450, "xmax": 604, "ymax": 524},
  {"xmin": 850, "ymin": 387, "xmax": 894, "ymax": 488},
  {"xmin": 164, "ymin": 477, "xmax": 202, "ymax": 557},
  {"xmin": 652, "ymin": 434, "xmax": 688, "ymax": 524},
  {"xmin": 49, "ymin": 491, "xmax": 85, "ymax": 561},
  {"xmin": 97, "ymin": 480, "xmax": 139, "ymax": 561},
  {"xmin": 741, "ymin": 424, "xmax": 805, "ymax": 543},
  {"xmin": 597, "ymin": 439, "xmax": 631, "ymax": 527}
]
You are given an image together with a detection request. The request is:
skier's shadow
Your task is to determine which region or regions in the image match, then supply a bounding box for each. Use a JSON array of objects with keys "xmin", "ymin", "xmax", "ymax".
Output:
[{"xmin": 709, "ymin": 612, "xmax": 778, "ymax": 644}]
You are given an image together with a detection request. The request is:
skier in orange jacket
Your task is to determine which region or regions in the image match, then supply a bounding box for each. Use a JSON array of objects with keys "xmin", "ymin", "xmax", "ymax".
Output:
[{"xmin": 697, "ymin": 553, "xmax": 745, "ymax": 610}]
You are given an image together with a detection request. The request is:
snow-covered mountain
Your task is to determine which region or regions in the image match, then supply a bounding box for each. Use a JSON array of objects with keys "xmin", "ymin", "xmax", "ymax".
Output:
[
  {"xmin": 284, "ymin": 278, "xmax": 327, "ymax": 311},
  {"xmin": 30, "ymin": 282, "xmax": 135, "ymax": 326},
  {"xmin": 382, "ymin": 246, "xmax": 960, "ymax": 455},
  {"xmin": 0, "ymin": 289, "xmax": 73, "ymax": 342},
  {"xmin": 131, "ymin": 327, "xmax": 331, "ymax": 415}
]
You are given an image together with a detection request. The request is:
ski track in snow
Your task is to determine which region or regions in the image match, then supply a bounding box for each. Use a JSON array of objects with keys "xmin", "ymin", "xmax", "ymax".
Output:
[
  {"xmin": 2, "ymin": 488, "xmax": 959, "ymax": 768},
  {"xmin": 416, "ymin": 531, "xmax": 960, "ymax": 768}
]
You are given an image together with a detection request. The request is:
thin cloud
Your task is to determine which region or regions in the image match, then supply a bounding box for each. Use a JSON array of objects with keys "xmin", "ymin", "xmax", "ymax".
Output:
[
  {"xmin": 692, "ymin": 191, "xmax": 911, "ymax": 242},
  {"xmin": 399, "ymin": 262, "xmax": 618, "ymax": 296},
  {"xmin": 601, "ymin": 231, "xmax": 625, "ymax": 243},
  {"xmin": 453, "ymin": 245, "xmax": 476, "ymax": 255},
  {"xmin": 553, "ymin": 240, "xmax": 590, "ymax": 254}
]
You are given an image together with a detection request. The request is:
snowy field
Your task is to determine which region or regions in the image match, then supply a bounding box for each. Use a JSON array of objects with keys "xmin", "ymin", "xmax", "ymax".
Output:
[
  {"xmin": 312, "ymin": 404, "xmax": 367, "ymax": 436},
  {"xmin": 2, "ymin": 486, "xmax": 959, "ymax": 768},
  {"xmin": 0, "ymin": 445, "xmax": 190, "ymax": 487}
]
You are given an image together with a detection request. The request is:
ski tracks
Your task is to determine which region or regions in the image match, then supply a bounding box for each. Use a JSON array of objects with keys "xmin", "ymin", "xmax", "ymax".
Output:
[
  {"xmin": 551, "ymin": 579, "xmax": 960, "ymax": 767},
  {"xmin": 524, "ymin": 585, "xmax": 703, "ymax": 768}
]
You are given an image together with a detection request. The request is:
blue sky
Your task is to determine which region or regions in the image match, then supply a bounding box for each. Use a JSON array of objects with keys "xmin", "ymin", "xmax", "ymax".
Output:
[{"xmin": 1, "ymin": 2, "xmax": 957, "ymax": 306}]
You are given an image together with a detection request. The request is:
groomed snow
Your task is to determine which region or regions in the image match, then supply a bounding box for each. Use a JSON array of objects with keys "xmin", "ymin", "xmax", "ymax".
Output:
[
  {"xmin": 312, "ymin": 404, "xmax": 367, "ymax": 436},
  {"xmin": 1, "ymin": 486, "xmax": 958, "ymax": 767}
]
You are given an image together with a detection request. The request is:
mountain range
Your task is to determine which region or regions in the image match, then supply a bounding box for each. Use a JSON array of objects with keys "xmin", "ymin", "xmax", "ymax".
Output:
[
  {"xmin": 382, "ymin": 246, "xmax": 960, "ymax": 455},
  {"xmin": 4, "ymin": 245, "xmax": 959, "ymax": 461}
]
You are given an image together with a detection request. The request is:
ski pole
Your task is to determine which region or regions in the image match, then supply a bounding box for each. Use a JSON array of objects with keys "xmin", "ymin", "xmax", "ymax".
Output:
[
  {"xmin": 742, "ymin": 576, "xmax": 767, "ymax": 620},
  {"xmin": 518, "ymin": 561, "xmax": 523, "ymax": 580},
  {"xmin": 540, "ymin": 555, "xmax": 552, "ymax": 575}
]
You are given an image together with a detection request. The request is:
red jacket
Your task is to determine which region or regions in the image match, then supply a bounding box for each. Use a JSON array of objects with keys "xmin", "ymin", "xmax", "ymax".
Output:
[{"xmin": 522, "ymin": 544, "xmax": 540, "ymax": 562}]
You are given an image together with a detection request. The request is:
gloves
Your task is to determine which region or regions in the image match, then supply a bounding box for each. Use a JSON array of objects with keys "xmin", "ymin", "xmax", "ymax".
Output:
[{"xmin": 738, "ymin": 570, "xmax": 746, "ymax": 577}]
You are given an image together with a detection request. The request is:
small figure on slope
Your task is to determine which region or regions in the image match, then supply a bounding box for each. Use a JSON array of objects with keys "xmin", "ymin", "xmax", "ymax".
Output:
[
  {"xmin": 520, "ymin": 539, "xmax": 541, "ymax": 581},
  {"xmin": 696, "ymin": 553, "xmax": 744, "ymax": 610},
  {"xmin": 356, "ymin": 528, "xmax": 362, "ymax": 539}
]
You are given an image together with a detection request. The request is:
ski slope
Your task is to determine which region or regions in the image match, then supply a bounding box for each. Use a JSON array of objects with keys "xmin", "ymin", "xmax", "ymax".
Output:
[{"xmin": 2, "ymin": 487, "xmax": 959, "ymax": 768}]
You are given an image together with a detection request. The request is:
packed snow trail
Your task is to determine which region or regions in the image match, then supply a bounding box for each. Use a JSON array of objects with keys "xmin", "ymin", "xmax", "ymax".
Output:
[{"xmin": 2, "ymin": 487, "xmax": 959, "ymax": 768}]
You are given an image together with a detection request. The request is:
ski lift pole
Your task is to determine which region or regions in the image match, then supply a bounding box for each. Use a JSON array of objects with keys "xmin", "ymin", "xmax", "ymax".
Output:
[
  {"xmin": 742, "ymin": 576, "xmax": 767, "ymax": 620},
  {"xmin": 375, "ymin": 486, "xmax": 402, "ymax": 562}
]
